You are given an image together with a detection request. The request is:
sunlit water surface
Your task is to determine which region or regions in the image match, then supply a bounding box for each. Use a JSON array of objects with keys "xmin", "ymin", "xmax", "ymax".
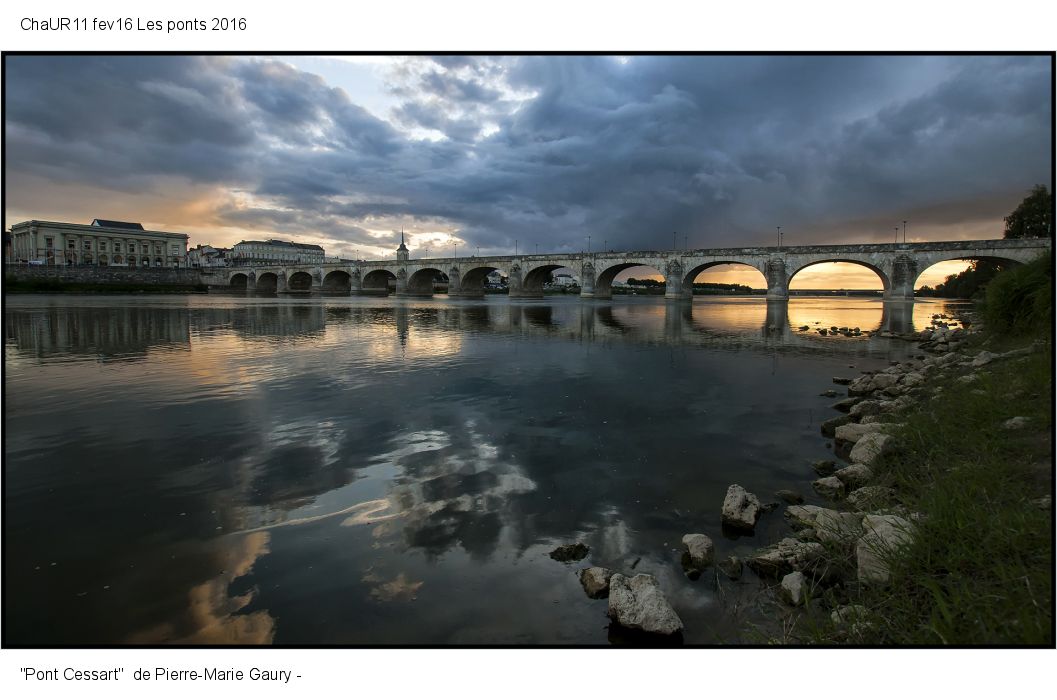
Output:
[{"xmin": 4, "ymin": 294, "xmax": 969, "ymax": 644}]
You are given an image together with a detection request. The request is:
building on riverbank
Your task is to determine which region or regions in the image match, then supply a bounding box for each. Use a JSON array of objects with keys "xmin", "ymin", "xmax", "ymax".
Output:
[
  {"xmin": 7, "ymin": 219, "xmax": 189, "ymax": 267},
  {"xmin": 187, "ymin": 244, "xmax": 232, "ymax": 268},
  {"xmin": 231, "ymin": 239, "xmax": 325, "ymax": 265}
]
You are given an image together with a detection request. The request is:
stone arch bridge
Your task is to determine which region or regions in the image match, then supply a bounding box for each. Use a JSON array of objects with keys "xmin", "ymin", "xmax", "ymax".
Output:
[{"xmin": 202, "ymin": 238, "xmax": 1050, "ymax": 301}]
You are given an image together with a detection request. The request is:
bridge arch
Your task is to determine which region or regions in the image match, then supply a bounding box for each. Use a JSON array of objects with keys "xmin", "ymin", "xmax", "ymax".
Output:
[
  {"xmin": 595, "ymin": 262, "xmax": 665, "ymax": 298},
  {"xmin": 683, "ymin": 261, "xmax": 767, "ymax": 294},
  {"xmin": 256, "ymin": 271, "xmax": 280, "ymax": 293},
  {"xmin": 288, "ymin": 271, "xmax": 314, "ymax": 292},
  {"xmin": 456, "ymin": 265, "xmax": 506, "ymax": 297},
  {"xmin": 322, "ymin": 270, "xmax": 352, "ymax": 293},
  {"xmin": 788, "ymin": 258, "xmax": 891, "ymax": 294},
  {"xmin": 522, "ymin": 263, "xmax": 573, "ymax": 294},
  {"xmin": 912, "ymin": 252, "xmax": 1033, "ymax": 292},
  {"xmin": 405, "ymin": 267, "xmax": 448, "ymax": 296},
  {"xmin": 362, "ymin": 269, "xmax": 396, "ymax": 295},
  {"xmin": 229, "ymin": 272, "xmax": 249, "ymax": 289}
]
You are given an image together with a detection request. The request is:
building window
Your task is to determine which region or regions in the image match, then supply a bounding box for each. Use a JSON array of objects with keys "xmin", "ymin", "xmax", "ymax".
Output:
[
  {"xmin": 128, "ymin": 257, "xmax": 136, "ymax": 268},
  {"xmin": 114, "ymin": 243, "xmax": 122, "ymax": 252},
  {"xmin": 142, "ymin": 257, "xmax": 150, "ymax": 266},
  {"xmin": 99, "ymin": 254, "xmax": 108, "ymax": 266},
  {"xmin": 84, "ymin": 240, "xmax": 92, "ymax": 250},
  {"xmin": 128, "ymin": 244, "xmax": 137, "ymax": 254},
  {"xmin": 154, "ymin": 257, "xmax": 163, "ymax": 266},
  {"xmin": 84, "ymin": 254, "xmax": 93, "ymax": 264},
  {"xmin": 113, "ymin": 255, "xmax": 123, "ymax": 264},
  {"xmin": 99, "ymin": 241, "xmax": 107, "ymax": 252}
]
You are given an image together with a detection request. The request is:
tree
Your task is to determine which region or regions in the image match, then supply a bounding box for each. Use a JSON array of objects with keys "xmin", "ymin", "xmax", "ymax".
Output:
[{"xmin": 1004, "ymin": 185, "xmax": 1052, "ymax": 239}]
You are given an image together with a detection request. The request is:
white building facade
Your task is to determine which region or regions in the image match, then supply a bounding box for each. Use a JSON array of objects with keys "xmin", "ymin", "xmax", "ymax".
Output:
[
  {"xmin": 231, "ymin": 239, "xmax": 325, "ymax": 265},
  {"xmin": 8, "ymin": 219, "xmax": 189, "ymax": 267},
  {"xmin": 187, "ymin": 244, "xmax": 232, "ymax": 268}
]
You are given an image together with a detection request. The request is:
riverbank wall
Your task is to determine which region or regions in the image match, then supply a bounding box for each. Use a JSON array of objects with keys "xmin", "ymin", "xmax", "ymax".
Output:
[{"xmin": 4, "ymin": 265, "xmax": 205, "ymax": 292}]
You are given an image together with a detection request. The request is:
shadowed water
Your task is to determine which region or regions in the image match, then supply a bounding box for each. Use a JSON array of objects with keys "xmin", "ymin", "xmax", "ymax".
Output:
[{"xmin": 3, "ymin": 294, "xmax": 968, "ymax": 645}]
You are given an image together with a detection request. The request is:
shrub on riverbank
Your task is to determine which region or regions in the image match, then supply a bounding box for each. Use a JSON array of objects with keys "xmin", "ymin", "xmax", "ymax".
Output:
[{"xmin": 981, "ymin": 254, "xmax": 1052, "ymax": 336}]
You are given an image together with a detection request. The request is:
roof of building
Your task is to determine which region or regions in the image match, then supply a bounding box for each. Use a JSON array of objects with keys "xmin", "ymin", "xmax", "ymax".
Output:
[
  {"xmin": 236, "ymin": 239, "xmax": 324, "ymax": 251},
  {"xmin": 91, "ymin": 219, "xmax": 145, "ymax": 230}
]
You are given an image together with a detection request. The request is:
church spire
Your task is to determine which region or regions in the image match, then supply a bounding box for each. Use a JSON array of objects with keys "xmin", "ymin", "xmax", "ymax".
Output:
[{"xmin": 396, "ymin": 228, "xmax": 409, "ymax": 261}]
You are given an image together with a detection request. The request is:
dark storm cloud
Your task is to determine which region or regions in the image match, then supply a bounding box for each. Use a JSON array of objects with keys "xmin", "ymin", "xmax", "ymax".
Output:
[{"xmin": 4, "ymin": 55, "xmax": 1050, "ymax": 251}]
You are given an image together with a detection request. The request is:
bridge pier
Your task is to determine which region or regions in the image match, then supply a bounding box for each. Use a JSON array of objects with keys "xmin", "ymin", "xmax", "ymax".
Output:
[
  {"xmin": 765, "ymin": 257, "xmax": 789, "ymax": 300},
  {"xmin": 507, "ymin": 261, "xmax": 544, "ymax": 299},
  {"xmin": 884, "ymin": 254, "xmax": 918, "ymax": 301},
  {"xmin": 664, "ymin": 258, "xmax": 692, "ymax": 300},
  {"xmin": 394, "ymin": 268, "xmax": 434, "ymax": 297}
]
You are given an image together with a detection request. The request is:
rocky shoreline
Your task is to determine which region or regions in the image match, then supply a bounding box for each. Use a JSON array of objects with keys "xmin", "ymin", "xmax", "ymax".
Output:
[{"xmin": 546, "ymin": 310, "xmax": 1047, "ymax": 642}]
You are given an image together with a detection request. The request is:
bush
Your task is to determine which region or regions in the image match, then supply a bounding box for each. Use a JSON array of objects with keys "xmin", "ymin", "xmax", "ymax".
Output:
[{"xmin": 982, "ymin": 255, "xmax": 1052, "ymax": 335}]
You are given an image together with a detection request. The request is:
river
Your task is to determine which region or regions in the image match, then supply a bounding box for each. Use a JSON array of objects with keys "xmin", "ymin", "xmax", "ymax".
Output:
[{"xmin": 3, "ymin": 294, "xmax": 969, "ymax": 644}]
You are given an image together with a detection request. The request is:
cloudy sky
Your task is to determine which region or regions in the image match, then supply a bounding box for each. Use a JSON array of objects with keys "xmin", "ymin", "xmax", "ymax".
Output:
[{"xmin": 4, "ymin": 55, "xmax": 1051, "ymax": 287}]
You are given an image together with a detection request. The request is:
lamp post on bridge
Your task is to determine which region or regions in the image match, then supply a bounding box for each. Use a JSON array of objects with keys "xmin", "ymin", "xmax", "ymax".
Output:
[
  {"xmin": 895, "ymin": 227, "xmax": 899, "ymax": 245},
  {"xmin": 903, "ymin": 220, "xmax": 907, "ymax": 245},
  {"xmin": 777, "ymin": 226, "xmax": 783, "ymax": 252},
  {"xmin": 587, "ymin": 235, "xmax": 591, "ymax": 253}
]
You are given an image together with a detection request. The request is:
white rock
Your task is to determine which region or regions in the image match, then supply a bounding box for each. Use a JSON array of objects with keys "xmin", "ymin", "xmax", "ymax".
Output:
[
  {"xmin": 850, "ymin": 400, "xmax": 883, "ymax": 418},
  {"xmin": 857, "ymin": 514, "xmax": 914, "ymax": 584},
  {"xmin": 955, "ymin": 373, "xmax": 979, "ymax": 384},
  {"xmin": 579, "ymin": 567, "xmax": 614, "ymax": 598},
  {"xmin": 721, "ymin": 484, "xmax": 761, "ymax": 531},
  {"xmin": 681, "ymin": 533, "xmax": 714, "ymax": 568},
  {"xmin": 607, "ymin": 574, "xmax": 683, "ymax": 635},
  {"xmin": 835, "ymin": 422, "xmax": 900, "ymax": 444},
  {"xmin": 812, "ymin": 476, "xmax": 845, "ymax": 500},
  {"xmin": 849, "ymin": 432, "xmax": 896, "ymax": 466},
  {"xmin": 747, "ymin": 538, "xmax": 826, "ymax": 578},
  {"xmin": 900, "ymin": 372, "xmax": 925, "ymax": 387},
  {"xmin": 834, "ymin": 463, "xmax": 873, "ymax": 489},
  {"xmin": 780, "ymin": 571, "xmax": 807, "ymax": 606},
  {"xmin": 785, "ymin": 505, "xmax": 863, "ymax": 545},
  {"xmin": 971, "ymin": 350, "xmax": 996, "ymax": 367},
  {"xmin": 937, "ymin": 352, "xmax": 960, "ymax": 365},
  {"xmin": 870, "ymin": 373, "xmax": 898, "ymax": 390},
  {"xmin": 1002, "ymin": 416, "xmax": 1030, "ymax": 430},
  {"xmin": 848, "ymin": 376, "xmax": 874, "ymax": 396}
]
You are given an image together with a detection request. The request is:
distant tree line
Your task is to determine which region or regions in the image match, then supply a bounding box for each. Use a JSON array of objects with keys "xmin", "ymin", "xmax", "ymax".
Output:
[
  {"xmin": 624, "ymin": 278, "xmax": 755, "ymax": 294},
  {"xmin": 918, "ymin": 185, "xmax": 1051, "ymax": 299}
]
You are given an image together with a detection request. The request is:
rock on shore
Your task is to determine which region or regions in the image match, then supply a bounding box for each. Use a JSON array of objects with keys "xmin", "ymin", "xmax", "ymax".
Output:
[
  {"xmin": 857, "ymin": 514, "xmax": 915, "ymax": 584},
  {"xmin": 579, "ymin": 567, "xmax": 614, "ymax": 598},
  {"xmin": 747, "ymin": 538, "xmax": 826, "ymax": 578},
  {"xmin": 849, "ymin": 432, "xmax": 896, "ymax": 466},
  {"xmin": 721, "ymin": 484, "xmax": 761, "ymax": 531},
  {"xmin": 681, "ymin": 533, "xmax": 714, "ymax": 569},
  {"xmin": 607, "ymin": 573, "xmax": 683, "ymax": 636}
]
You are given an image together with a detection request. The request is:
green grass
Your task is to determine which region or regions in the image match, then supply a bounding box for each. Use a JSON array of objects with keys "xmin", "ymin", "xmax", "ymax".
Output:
[{"xmin": 807, "ymin": 341, "xmax": 1052, "ymax": 645}]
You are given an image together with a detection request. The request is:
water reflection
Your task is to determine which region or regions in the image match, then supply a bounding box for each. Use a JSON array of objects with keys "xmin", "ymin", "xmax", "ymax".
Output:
[{"xmin": 4, "ymin": 295, "xmax": 972, "ymax": 645}]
